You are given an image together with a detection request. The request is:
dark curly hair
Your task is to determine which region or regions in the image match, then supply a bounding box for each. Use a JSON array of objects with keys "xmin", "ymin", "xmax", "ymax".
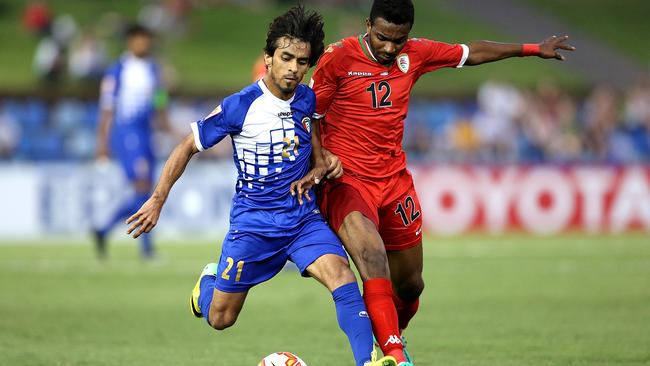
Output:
[
  {"xmin": 264, "ymin": 5, "xmax": 325, "ymax": 67},
  {"xmin": 370, "ymin": 0, "xmax": 415, "ymax": 27}
]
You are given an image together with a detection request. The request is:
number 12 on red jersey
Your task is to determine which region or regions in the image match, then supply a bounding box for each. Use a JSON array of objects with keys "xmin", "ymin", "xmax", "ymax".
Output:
[{"xmin": 366, "ymin": 81, "xmax": 392, "ymax": 109}]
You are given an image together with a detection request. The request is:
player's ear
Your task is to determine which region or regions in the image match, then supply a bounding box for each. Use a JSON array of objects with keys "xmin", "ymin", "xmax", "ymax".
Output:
[
  {"xmin": 365, "ymin": 18, "xmax": 372, "ymax": 33},
  {"xmin": 263, "ymin": 52, "xmax": 273, "ymax": 69}
]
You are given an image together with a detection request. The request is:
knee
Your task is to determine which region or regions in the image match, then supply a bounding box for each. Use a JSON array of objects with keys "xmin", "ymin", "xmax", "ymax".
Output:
[
  {"xmin": 208, "ymin": 309, "xmax": 238, "ymax": 331},
  {"xmin": 395, "ymin": 274, "xmax": 424, "ymax": 301},
  {"xmin": 327, "ymin": 260, "xmax": 357, "ymax": 289}
]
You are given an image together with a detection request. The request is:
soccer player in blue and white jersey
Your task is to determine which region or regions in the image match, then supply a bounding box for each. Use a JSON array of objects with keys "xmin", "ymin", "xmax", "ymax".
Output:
[
  {"xmin": 94, "ymin": 24, "xmax": 169, "ymax": 260},
  {"xmin": 125, "ymin": 6, "xmax": 397, "ymax": 366}
]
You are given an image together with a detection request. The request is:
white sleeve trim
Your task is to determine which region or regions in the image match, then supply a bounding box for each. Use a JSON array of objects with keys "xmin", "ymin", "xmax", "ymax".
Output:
[
  {"xmin": 190, "ymin": 122, "xmax": 204, "ymax": 152},
  {"xmin": 313, "ymin": 112, "xmax": 325, "ymax": 119},
  {"xmin": 457, "ymin": 44, "xmax": 469, "ymax": 68}
]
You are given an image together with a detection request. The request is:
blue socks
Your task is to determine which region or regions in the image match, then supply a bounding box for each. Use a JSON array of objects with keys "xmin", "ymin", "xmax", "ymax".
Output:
[
  {"xmin": 98, "ymin": 192, "xmax": 154, "ymax": 257},
  {"xmin": 198, "ymin": 275, "xmax": 216, "ymax": 324},
  {"xmin": 332, "ymin": 282, "xmax": 374, "ymax": 366}
]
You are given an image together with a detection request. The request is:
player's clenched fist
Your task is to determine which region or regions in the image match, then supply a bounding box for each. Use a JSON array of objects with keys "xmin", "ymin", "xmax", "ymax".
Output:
[{"xmin": 126, "ymin": 196, "xmax": 164, "ymax": 238}]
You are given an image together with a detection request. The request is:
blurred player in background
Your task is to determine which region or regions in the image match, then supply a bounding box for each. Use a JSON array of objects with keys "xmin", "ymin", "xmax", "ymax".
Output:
[
  {"xmin": 293, "ymin": 0, "xmax": 575, "ymax": 364},
  {"xmin": 93, "ymin": 24, "xmax": 170, "ymax": 260},
  {"xmin": 125, "ymin": 6, "xmax": 397, "ymax": 366}
]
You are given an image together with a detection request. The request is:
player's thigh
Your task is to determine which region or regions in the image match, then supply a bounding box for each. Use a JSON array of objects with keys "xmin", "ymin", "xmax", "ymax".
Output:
[
  {"xmin": 320, "ymin": 180, "xmax": 389, "ymax": 279},
  {"xmin": 379, "ymin": 171, "xmax": 423, "ymax": 251},
  {"xmin": 215, "ymin": 231, "xmax": 288, "ymax": 293},
  {"xmin": 288, "ymin": 217, "xmax": 353, "ymax": 291},
  {"xmin": 338, "ymin": 212, "xmax": 390, "ymax": 280}
]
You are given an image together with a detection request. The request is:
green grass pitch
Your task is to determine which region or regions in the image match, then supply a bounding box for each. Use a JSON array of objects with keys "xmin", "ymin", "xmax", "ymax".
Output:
[{"xmin": 1, "ymin": 234, "xmax": 649, "ymax": 365}]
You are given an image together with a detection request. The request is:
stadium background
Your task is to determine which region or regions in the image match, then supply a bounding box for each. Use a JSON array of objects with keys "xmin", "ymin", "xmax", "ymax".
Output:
[{"xmin": 1, "ymin": 1, "xmax": 648, "ymax": 365}]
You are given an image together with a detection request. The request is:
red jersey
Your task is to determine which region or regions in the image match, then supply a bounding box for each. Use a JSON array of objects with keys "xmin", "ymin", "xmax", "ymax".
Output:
[{"xmin": 311, "ymin": 35, "xmax": 468, "ymax": 178}]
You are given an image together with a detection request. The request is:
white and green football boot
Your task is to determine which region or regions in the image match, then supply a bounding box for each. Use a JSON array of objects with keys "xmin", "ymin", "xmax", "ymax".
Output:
[
  {"xmin": 401, "ymin": 334, "xmax": 414, "ymax": 364},
  {"xmin": 190, "ymin": 263, "xmax": 218, "ymax": 318}
]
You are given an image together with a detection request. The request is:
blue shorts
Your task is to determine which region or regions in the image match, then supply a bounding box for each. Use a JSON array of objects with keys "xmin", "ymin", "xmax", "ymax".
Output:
[
  {"xmin": 112, "ymin": 132, "xmax": 154, "ymax": 182},
  {"xmin": 215, "ymin": 216, "xmax": 347, "ymax": 293}
]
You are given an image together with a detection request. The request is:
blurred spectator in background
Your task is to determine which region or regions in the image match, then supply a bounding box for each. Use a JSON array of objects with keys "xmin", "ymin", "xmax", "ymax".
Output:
[
  {"xmin": 69, "ymin": 31, "xmax": 108, "ymax": 82},
  {"xmin": 93, "ymin": 24, "xmax": 172, "ymax": 260},
  {"xmin": 473, "ymin": 80, "xmax": 521, "ymax": 162},
  {"xmin": 30, "ymin": 8, "xmax": 79, "ymax": 84},
  {"xmin": 622, "ymin": 79, "xmax": 650, "ymax": 159},
  {"xmin": 32, "ymin": 36, "xmax": 65, "ymax": 83},
  {"xmin": 22, "ymin": 0, "xmax": 52, "ymax": 36},
  {"xmin": 583, "ymin": 84, "xmax": 620, "ymax": 161},
  {"xmin": 138, "ymin": 0, "xmax": 192, "ymax": 37},
  {"xmin": 518, "ymin": 81, "xmax": 580, "ymax": 162},
  {"xmin": 0, "ymin": 107, "xmax": 21, "ymax": 159}
]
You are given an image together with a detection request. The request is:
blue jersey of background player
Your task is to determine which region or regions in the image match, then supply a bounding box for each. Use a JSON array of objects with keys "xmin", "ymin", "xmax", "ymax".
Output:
[
  {"xmin": 94, "ymin": 24, "xmax": 170, "ymax": 260},
  {"xmin": 125, "ymin": 6, "xmax": 397, "ymax": 366}
]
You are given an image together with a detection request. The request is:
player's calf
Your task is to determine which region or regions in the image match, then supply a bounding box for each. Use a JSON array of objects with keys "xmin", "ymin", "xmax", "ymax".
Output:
[{"xmin": 207, "ymin": 294, "xmax": 246, "ymax": 331}]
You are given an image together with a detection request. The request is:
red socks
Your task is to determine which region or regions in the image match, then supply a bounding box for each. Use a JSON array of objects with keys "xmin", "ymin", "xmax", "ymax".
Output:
[
  {"xmin": 363, "ymin": 278, "xmax": 405, "ymax": 363},
  {"xmin": 393, "ymin": 294, "xmax": 420, "ymax": 331}
]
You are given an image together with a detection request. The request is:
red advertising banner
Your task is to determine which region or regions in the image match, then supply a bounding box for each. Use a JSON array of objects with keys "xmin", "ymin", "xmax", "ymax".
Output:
[{"xmin": 410, "ymin": 165, "xmax": 650, "ymax": 235}]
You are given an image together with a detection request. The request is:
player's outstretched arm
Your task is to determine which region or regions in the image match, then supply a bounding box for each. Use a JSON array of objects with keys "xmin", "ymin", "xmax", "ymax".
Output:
[
  {"xmin": 465, "ymin": 35, "xmax": 575, "ymax": 66},
  {"xmin": 126, "ymin": 133, "xmax": 199, "ymax": 238}
]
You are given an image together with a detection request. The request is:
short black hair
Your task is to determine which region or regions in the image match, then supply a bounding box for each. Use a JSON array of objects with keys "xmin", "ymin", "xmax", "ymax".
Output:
[
  {"xmin": 125, "ymin": 23, "xmax": 153, "ymax": 39},
  {"xmin": 370, "ymin": 0, "xmax": 415, "ymax": 27},
  {"xmin": 264, "ymin": 5, "xmax": 325, "ymax": 67}
]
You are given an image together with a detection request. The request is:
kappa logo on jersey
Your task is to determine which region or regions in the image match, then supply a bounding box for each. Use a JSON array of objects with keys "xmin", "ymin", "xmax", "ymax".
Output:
[
  {"xmin": 359, "ymin": 311, "xmax": 369, "ymax": 318},
  {"xmin": 384, "ymin": 335, "xmax": 403, "ymax": 346},
  {"xmin": 348, "ymin": 71, "xmax": 373, "ymax": 77},
  {"xmin": 397, "ymin": 54, "xmax": 410, "ymax": 73},
  {"xmin": 206, "ymin": 105, "xmax": 222, "ymax": 119},
  {"xmin": 301, "ymin": 116, "xmax": 311, "ymax": 133}
]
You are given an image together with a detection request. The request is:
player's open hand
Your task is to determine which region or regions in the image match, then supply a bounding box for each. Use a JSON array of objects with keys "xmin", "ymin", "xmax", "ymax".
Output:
[
  {"xmin": 539, "ymin": 35, "xmax": 575, "ymax": 61},
  {"xmin": 126, "ymin": 196, "xmax": 163, "ymax": 238},
  {"xmin": 290, "ymin": 165, "xmax": 327, "ymax": 205},
  {"xmin": 322, "ymin": 148, "xmax": 343, "ymax": 179}
]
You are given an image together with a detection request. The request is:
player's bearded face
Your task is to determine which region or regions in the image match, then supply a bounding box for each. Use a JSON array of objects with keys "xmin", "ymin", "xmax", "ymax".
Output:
[
  {"xmin": 264, "ymin": 37, "xmax": 311, "ymax": 98},
  {"xmin": 366, "ymin": 17, "xmax": 411, "ymax": 66}
]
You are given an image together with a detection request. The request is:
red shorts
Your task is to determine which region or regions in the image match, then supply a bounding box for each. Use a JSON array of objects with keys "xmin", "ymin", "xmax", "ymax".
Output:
[{"xmin": 319, "ymin": 169, "xmax": 423, "ymax": 251}]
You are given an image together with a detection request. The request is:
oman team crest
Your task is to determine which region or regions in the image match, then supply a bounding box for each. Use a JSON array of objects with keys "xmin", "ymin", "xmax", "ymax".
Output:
[
  {"xmin": 397, "ymin": 54, "xmax": 410, "ymax": 73},
  {"xmin": 301, "ymin": 116, "xmax": 311, "ymax": 133}
]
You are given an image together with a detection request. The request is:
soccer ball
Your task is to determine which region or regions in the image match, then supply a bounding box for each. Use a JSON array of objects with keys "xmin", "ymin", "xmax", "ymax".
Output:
[{"xmin": 257, "ymin": 351, "xmax": 307, "ymax": 366}]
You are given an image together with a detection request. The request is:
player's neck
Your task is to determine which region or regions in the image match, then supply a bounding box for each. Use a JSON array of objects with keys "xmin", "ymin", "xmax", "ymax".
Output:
[{"xmin": 261, "ymin": 76, "xmax": 295, "ymax": 101}]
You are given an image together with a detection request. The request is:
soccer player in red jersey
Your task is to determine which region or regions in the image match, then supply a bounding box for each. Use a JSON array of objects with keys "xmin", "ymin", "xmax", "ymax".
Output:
[{"xmin": 291, "ymin": 0, "xmax": 575, "ymax": 365}]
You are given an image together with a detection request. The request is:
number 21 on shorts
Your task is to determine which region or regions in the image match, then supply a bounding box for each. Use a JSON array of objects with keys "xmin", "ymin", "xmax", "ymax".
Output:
[{"xmin": 221, "ymin": 257, "xmax": 245, "ymax": 282}]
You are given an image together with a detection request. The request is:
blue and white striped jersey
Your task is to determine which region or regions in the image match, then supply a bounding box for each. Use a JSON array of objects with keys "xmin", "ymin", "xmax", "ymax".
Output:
[
  {"xmin": 191, "ymin": 80, "xmax": 319, "ymax": 232},
  {"xmin": 100, "ymin": 53, "xmax": 161, "ymax": 134}
]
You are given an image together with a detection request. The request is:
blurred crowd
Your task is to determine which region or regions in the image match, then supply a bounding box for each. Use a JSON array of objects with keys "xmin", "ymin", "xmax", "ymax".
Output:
[
  {"xmin": 404, "ymin": 79, "xmax": 650, "ymax": 163},
  {"xmin": 8, "ymin": 1, "xmax": 649, "ymax": 164},
  {"xmin": 23, "ymin": 0, "xmax": 191, "ymax": 84},
  {"xmin": 0, "ymin": 79, "xmax": 648, "ymax": 164}
]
